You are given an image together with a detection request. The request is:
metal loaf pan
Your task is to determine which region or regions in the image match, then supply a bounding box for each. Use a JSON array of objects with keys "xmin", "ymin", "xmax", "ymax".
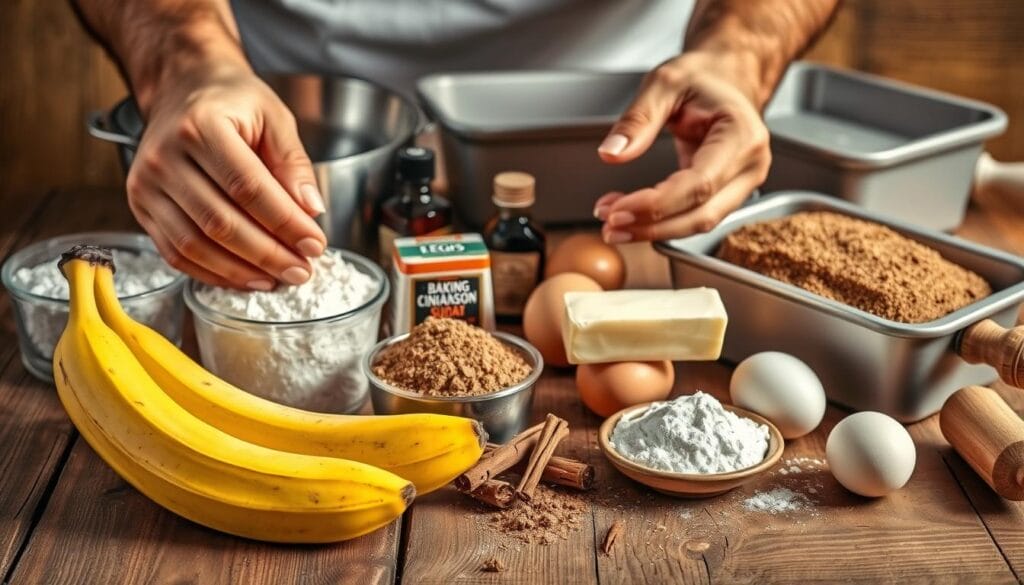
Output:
[
  {"xmin": 417, "ymin": 70, "xmax": 677, "ymax": 227},
  {"xmin": 762, "ymin": 62, "xmax": 1007, "ymax": 231},
  {"xmin": 654, "ymin": 192, "xmax": 1024, "ymax": 422}
]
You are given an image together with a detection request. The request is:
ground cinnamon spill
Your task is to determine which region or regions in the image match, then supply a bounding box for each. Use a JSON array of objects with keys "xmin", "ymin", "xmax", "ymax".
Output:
[
  {"xmin": 487, "ymin": 484, "xmax": 586, "ymax": 545},
  {"xmin": 372, "ymin": 318, "xmax": 532, "ymax": 396},
  {"xmin": 718, "ymin": 211, "xmax": 992, "ymax": 323},
  {"xmin": 481, "ymin": 558, "xmax": 506, "ymax": 573}
]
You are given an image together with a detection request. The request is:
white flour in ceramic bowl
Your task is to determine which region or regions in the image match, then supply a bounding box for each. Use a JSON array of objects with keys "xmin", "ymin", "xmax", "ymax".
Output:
[
  {"xmin": 610, "ymin": 392, "xmax": 770, "ymax": 474},
  {"xmin": 186, "ymin": 249, "xmax": 387, "ymax": 413}
]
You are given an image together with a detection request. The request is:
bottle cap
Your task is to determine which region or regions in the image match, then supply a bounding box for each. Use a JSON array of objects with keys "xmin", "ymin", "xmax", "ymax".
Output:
[
  {"xmin": 397, "ymin": 147, "xmax": 435, "ymax": 182},
  {"xmin": 493, "ymin": 172, "xmax": 535, "ymax": 208}
]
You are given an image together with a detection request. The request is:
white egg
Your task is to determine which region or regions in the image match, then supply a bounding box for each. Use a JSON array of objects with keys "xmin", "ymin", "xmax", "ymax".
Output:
[
  {"xmin": 826, "ymin": 411, "xmax": 916, "ymax": 497},
  {"xmin": 729, "ymin": 351, "xmax": 826, "ymax": 439}
]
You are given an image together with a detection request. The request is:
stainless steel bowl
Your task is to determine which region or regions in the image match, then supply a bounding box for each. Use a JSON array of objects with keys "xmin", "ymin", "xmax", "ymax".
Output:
[
  {"xmin": 87, "ymin": 75, "xmax": 422, "ymax": 252},
  {"xmin": 363, "ymin": 331, "xmax": 542, "ymax": 443}
]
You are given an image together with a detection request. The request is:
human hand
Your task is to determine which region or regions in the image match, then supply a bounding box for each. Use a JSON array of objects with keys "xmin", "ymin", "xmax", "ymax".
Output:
[
  {"xmin": 594, "ymin": 51, "xmax": 772, "ymax": 243},
  {"xmin": 126, "ymin": 62, "xmax": 327, "ymax": 290}
]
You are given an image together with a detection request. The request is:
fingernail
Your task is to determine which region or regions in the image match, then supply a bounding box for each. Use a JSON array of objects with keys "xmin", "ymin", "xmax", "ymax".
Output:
[
  {"xmin": 281, "ymin": 266, "xmax": 310, "ymax": 285},
  {"xmin": 598, "ymin": 134, "xmax": 629, "ymax": 156},
  {"xmin": 593, "ymin": 205, "xmax": 609, "ymax": 221},
  {"xmin": 300, "ymin": 183, "xmax": 326, "ymax": 215},
  {"xmin": 296, "ymin": 237, "xmax": 325, "ymax": 257},
  {"xmin": 247, "ymin": 279, "xmax": 274, "ymax": 292},
  {"xmin": 604, "ymin": 230, "xmax": 633, "ymax": 244},
  {"xmin": 608, "ymin": 211, "xmax": 636, "ymax": 228}
]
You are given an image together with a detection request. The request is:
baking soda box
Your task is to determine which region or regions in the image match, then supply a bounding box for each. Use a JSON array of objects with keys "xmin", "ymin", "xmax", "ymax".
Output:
[{"xmin": 389, "ymin": 233, "xmax": 495, "ymax": 334}]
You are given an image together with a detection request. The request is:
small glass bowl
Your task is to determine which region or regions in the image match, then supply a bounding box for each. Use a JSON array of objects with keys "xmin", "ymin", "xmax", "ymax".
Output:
[
  {"xmin": 364, "ymin": 331, "xmax": 543, "ymax": 443},
  {"xmin": 184, "ymin": 249, "xmax": 389, "ymax": 414},
  {"xmin": 1, "ymin": 232, "xmax": 187, "ymax": 382}
]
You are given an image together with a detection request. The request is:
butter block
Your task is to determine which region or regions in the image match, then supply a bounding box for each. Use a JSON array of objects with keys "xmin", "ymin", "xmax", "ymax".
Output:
[{"xmin": 562, "ymin": 288, "xmax": 728, "ymax": 364}]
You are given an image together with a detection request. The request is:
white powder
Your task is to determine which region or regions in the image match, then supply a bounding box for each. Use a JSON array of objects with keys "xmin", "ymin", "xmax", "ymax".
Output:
[
  {"xmin": 610, "ymin": 392, "xmax": 770, "ymax": 474},
  {"xmin": 10, "ymin": 249, "xmax": 182, "ymax": 375},
  {"xmin": 743, "ymin": 488, "xmax": 810, "ymax": 514},
  {"xmin": 194, "ymin": 251, "xmax": 376, "ymax": 322},
  {"xmin": 14, "ymin": 249, "xmax": 178, "ymax": 300},
  {"xmin": 192, "ymin": 250, "xmax": 382, "ymax": 413}
]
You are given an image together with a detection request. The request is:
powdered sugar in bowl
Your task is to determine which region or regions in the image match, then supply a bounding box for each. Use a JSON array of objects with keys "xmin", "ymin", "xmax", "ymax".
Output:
[
  {"xmin": 184, "ymin": 249, "xmax": 388, "ymax": 414},
  {"xmin": 2, "ymin": 232, "xmax": 186, "ymax": 382}
]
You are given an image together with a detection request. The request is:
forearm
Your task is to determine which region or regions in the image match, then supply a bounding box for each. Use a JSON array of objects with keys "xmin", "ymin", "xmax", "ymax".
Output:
[
  {"xmin": 71, "ymin": 0, "xmax": 248, "ymax": 114},
  {"xmin": 685, "ymin": 0, "xmax": 839, "ymax": 107}
]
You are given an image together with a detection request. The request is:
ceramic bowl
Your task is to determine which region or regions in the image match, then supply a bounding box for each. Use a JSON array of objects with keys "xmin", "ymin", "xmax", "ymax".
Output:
[{"xmin": 598, "ymin": 401, "xmax": 785, "ymax": 498}]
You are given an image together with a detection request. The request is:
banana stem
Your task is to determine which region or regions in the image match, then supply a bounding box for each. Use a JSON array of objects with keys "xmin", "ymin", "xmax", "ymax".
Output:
[{"xmin": 59, "ymin": 246, "xmax": 112, "ymax": 323}]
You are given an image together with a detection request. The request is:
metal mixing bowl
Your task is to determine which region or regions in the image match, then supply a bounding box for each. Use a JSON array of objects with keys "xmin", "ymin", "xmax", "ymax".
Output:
[
  {"xmin": 86, "ymin": 75, "xmax": 422, "ymax": 252},
  {"xmin": 363, "ymin": 331, "xmax": 542, "ymax": 443}
]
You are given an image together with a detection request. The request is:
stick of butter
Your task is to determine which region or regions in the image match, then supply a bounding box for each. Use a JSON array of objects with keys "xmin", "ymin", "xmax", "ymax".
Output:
[{"xmin": 562, "ymin": 288, "xmax": 728, "ymax": 364}]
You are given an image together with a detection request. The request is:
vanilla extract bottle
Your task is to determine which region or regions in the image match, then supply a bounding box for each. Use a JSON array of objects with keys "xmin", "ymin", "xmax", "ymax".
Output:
[
  {"xmin": 483, "ymin": 172, "xmax": 546, "ymax": 318},
  {"xmin": 378, "ymin": 147, "xmax": 453, "ymax": 265}
]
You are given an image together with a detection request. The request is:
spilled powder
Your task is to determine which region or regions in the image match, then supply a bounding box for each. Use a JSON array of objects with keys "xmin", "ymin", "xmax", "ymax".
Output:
[
  {"xmin": 480, "ymin": 558, "xmax": 506, "ymax": 573},
  {"xmin": 743, "ymin": 488, "xmax": 810, "ymax": 514},
  {"xmin": 372, "ymin": 318, "xmax": 532, "ymax": 396},
  {"xmin": 487, "ymin": 485, "xmax": 586, "ymax": 545}
]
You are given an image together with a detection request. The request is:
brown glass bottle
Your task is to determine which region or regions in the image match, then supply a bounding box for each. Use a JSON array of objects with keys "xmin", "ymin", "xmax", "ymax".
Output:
[
  {"xmin": 378, "ymin": 147, "xmax": 452, "ymax": 265},
  {"xmin": 484, "ymin": 172, "xmax": 546, "ymax": 318}
]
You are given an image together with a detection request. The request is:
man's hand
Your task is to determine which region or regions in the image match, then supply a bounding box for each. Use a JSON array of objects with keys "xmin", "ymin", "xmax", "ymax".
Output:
[
  {"xmin": 595, "ymin": 0, "xmax": 839, "ymax": 243},
  {"xmin": 595, "ymin": 52, "xmax": 770, "ymax": 243},
  {"xmin": 128, "ymin": 63, "xmax": 326, "ymax": 289},
  {"xmin": 72, "ymin": 0, "xmax": 327, "ymax": 289}
]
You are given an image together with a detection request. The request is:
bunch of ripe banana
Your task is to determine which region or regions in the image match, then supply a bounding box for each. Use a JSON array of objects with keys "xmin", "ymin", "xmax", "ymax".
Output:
[{"xmin": 53, "ymin": 246, "xmax": 485, "ymax": 543}]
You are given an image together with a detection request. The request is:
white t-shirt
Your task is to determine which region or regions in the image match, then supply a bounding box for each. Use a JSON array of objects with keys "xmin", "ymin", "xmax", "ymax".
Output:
[{"xmin": 233, "ymin": 0, "xmax": 694, "ymax": 96}]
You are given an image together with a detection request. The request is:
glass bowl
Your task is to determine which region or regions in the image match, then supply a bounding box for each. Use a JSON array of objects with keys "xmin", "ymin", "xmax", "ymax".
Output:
[
  {"xmin": 184, "ymin": 249, "xmax": 388, "ymax": 414},
  {"xmin": 1, "ymin": 232, "xmax": 186, "ymax": 382}
]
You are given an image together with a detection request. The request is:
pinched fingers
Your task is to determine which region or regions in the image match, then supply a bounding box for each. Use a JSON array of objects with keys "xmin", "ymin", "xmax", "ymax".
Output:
[
  {"xmin": 180, "ymin": 116, "xmax": 326, "ymax": 262},
  {"xmin": 161, "ymin": 157, "xmax": 314, "ymax": 285},
  {"xmin": 127, "ymin": 185, "xmax": 268, "ymax": 289}
]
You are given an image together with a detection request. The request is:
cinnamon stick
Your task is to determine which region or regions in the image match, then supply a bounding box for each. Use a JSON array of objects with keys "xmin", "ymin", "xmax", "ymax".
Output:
[
  {"xmin": 516, "ymin": 414, "xmax": 569, "ymax": 501},
  {"xmin": 480, "ymin": 422, "xmax": 544, "ymax": 460},
  {"xmin": 540, "ymin": 456, "xmax": 595, "ymax": 491},
  {"xmin": 602, "ymin": 521, "xmax": 624, "ymax": 555},
  {"xmin": 461, "ymin": 479, "xmax": 516, "ymax": 509},
  {"xmin": 455, "ymin": 424, "xmax": 544, "ymax": 492},
  {"xmin": 485, "ymin": 445, "xmax": 595, "ymax": 491}
]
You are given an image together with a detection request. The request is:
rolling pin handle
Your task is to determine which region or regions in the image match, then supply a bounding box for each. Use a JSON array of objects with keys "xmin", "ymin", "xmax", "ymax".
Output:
[
  {"xmin": 957, "ymin": 320, "xmax": 1024, "ymax": 388},
  {"xmin": 941, "ymin": 385, "xmax": 1024, "ymax": 500}
]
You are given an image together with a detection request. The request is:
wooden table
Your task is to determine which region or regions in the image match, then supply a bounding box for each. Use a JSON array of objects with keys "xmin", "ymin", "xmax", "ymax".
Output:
[{"xmin": 2, "ymin": 186, "xmax": 1023, "ymax": 584}]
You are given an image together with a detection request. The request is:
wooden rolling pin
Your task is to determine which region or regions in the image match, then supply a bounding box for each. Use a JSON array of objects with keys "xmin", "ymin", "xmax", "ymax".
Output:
[
  {"xmin": 940, "ymin": 385, "xmax": 1024, "ymax": 500},
  {"xmin": 956, "ymin": 320, "xmax": 1024, "ymax": 389}
]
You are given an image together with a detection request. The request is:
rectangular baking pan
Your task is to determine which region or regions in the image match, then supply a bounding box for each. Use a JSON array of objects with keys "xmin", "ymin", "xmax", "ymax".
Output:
[
  {"xmin": 762, "ymin": 62, "xmax": 1007, "ymax": 231},
  {"xmin": 416, "ymin": 70, "xmax": 678, "ymax": 227},
  {"xmin": 654, "ymin": 192, "xmax": 1024, "ymax": 422}
]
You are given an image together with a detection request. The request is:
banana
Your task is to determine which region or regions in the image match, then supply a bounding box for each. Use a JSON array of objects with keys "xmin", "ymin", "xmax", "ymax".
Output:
[
  {"xmin": 54, "ymin": 249, "xmax": 414, "ymax": 543},
  {"xmin": 93, "ymin": 263, "xmax": 484, "ymax": 494}
]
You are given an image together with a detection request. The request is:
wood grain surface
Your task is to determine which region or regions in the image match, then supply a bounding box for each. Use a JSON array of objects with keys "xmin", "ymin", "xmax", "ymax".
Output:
[{"xmin": 0, "ymin": 187, "xmax": 1022, "ymax": 584}]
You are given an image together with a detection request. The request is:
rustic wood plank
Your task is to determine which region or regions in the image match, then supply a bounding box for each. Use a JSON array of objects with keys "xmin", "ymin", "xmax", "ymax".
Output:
[
  {"xmin": 806, "ymin": 0, "xmax": 1024, "ymax": 162},
  {"xmin": 0, "ymin": 187, "xmax": 128, "ymax": 579},
  {"xmin": 3, "ymin": 189, "xmax": 402, "ymax": 585},
  {"xmin": 0, "ymin": 0, "xmax": 125, "ymax": 197},
  {"xmin": 591, "ymin": 363, "xmax": 1017, "ymax": 584},
  {"xmin": 8, "ymin": 439, "xmax": 401, "ymax": 585},
  {"xmin": 0, "ymin": 346, "xmax": 74, "ymax": 580},
  {"xmin": 933, "ymin": 187, "xmax": 1024, "ymax": 579},
  {"xmin": 400, "ymin": 356, "xmax": 600, "ymax": 584}
]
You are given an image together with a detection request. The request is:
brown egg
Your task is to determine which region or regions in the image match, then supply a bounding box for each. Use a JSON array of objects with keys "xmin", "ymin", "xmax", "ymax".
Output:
[
  {"xmin": 546, "ymin": 233, "xmax": 626, "ymax": 290},
  {"xmin": 576, "ymin": 360, "xmax": 675, "ymax": 418},
  {"xmin": 523, "ymin": 272, "xmax": 602, "ymax": 367}
]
